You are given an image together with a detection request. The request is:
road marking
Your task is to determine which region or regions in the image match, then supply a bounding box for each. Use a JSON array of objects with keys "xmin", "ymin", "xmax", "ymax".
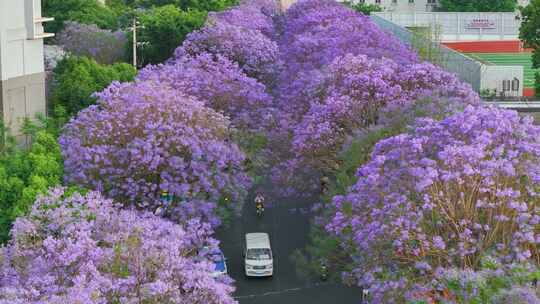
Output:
[{"xmin": 234, "ymin": 282, "xmax": 335, "ymax": 299}]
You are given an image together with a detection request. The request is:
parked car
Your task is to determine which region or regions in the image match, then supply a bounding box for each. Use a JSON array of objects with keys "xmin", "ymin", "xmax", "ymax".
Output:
[
  {"xmin": 244, "ymin": 233, "xmax": 273, "ymax": 277},
  {"xmin": 210, "ymin": 248, "xmax": 228, "ymax": 277}
]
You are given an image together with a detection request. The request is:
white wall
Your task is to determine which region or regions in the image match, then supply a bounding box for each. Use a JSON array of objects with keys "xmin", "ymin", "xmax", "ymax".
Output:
[
  {"xmin": 0, "ymin": 0, "xmax": 46, "ymax": 81},
  {"xmin": 347, "ymin": 0, "xmax": 438, "ymax": 12},
  {"xmin": 375, "ymin": 12, "xmax": 521, "ymax": 41},
  {"xmin": 480, "ymin": 65, "xmax": 524, "ymax": 97},
  {"xmin": 0, "ymin": 0, "xmax": 50, "ymax": 139}
]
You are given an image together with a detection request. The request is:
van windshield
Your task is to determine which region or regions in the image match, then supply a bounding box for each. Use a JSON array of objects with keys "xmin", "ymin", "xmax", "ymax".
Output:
[{"xmin": 246, "ymin": 248, "xmax": 272, "ymax": 260}]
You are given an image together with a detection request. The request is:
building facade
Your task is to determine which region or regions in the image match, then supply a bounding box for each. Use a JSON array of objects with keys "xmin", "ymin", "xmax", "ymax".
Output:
[
  {"xmin": 356, "ymin": 0, "xmax": 439, "ymax": 12},
  {"xmin": 349, "ymin": 0, "xmax": 530, "ymax": 13},
  {"xmin": 0, "ymin": 0, "xmax": 51, "ymax": 140}
]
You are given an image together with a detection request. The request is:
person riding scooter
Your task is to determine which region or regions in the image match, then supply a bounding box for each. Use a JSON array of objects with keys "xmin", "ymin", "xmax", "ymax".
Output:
[{"xmin": 255, "ymin": 192, "xmax": 265, "ymax": 216}]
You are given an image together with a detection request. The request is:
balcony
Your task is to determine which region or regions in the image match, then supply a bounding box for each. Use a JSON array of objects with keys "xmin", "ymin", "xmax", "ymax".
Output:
[{"xmin": 25, "ymin": 0, "xmax": 55, "ymax": 40}]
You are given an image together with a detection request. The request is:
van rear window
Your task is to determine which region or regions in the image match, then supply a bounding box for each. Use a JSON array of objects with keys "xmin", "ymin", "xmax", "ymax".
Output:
[{"xmin": 246, "ymin": 248, "xmax": 272, "ymax": 260}]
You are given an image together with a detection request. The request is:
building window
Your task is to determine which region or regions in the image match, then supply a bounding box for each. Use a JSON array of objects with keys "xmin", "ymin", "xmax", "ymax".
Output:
[
  {"xmin": 392, "ymin": 0, "xmax": 397, "ymax": 4},
  {"xmin": 375, "ymin": 0, "xmax": 381, "ymax": 3},
  {"xmin": 409, "ymin": 0, "xmax": 414, "ymax": 3},
  {"xmin": 427, "ymin": 0, "xmax": 436, "ymax": 3}
]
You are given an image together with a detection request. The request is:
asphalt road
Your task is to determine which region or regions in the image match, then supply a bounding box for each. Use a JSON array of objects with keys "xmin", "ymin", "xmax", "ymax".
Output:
[{"xmin": 216, "ymin": 193, "xmax": 362, "ymax": 304}]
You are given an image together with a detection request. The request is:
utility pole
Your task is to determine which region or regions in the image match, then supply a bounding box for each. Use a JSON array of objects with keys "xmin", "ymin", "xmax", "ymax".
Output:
[{"xmin": 132, "ymin": 17, "xmax": 137, "ymax": 69}]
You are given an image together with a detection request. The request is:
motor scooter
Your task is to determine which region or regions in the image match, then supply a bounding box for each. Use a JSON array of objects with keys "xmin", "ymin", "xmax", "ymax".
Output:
[
  {"xmin": 320, "ymin": 260, "xmax": 328, "ymax": 281},
  {"xmin": 256, "ymin": 203, "xmax": 264, "ymax": 217}
]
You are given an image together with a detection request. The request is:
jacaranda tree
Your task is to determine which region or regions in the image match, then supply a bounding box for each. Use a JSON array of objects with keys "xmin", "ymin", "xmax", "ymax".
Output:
[
  {"xmin": 0, "ymin": 188, "xmax": 236, "ymax": 304},
  {"xmin": 137, "ymin": 52, "xmax": 274, "ymax": 131},
  {"xmin": 56, "ymin": 21, "xmax": 128, "ymax": 65},
  {"xmin": 208, "ymin": 2, "xmax": 276, "ymax": 38},
  {"xmin": 60, "ymin": 81, "xmax": 250, "ymax": 226},
  {"xmin": 176, "ymin": 17, "xmax": 280, "ymax": 86},
  {"xmin": 291, "ymin": 54, "xmax": 479, "ymax": 172},
  {"xmin": 327, "ymin": 105, "xmax": 540, "ymax": 303}
]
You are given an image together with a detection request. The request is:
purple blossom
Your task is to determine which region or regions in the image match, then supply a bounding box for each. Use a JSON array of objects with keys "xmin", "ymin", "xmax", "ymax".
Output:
[
  {"xmin": 56, "ymin": 21, "xmax": 127, "ymax": 64},
  {"xmin": 60, "ymin": 81, "xmax": 251, "ymax": 225},
  {"xmin": 137, "ymin": 52, "xmax": 274, "ymax": 131},
  {"xmin": 327, "ymin": 105, "xmax": 540, "ymax": 301},
  {"xmin": 0, "ymin": 188, "xmax": 236, "ymax": 303}
]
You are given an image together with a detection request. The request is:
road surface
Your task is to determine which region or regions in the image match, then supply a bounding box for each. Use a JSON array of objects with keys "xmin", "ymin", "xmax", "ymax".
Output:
[{"xmin": 217, "ymin": 193, "xmax": 362, "ymax": 304}]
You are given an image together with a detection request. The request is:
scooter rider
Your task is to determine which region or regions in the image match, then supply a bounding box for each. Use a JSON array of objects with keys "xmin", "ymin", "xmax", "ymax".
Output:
[{"xmin": 255, "ymin": 192, "xmax": 265, "ymax": 212}]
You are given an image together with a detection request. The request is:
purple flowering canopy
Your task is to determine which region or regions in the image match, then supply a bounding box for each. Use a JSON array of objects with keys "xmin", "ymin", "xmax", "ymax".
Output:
[
  {"xmin": 137, "ymin": 53, "xmax": 274, "ymax": 131},
  {"xmin": 0, "ymin": 188, "xmax": 235, "ymax": 304},
  {"xmin": 278, "ymin": 0, "xmax": 417, "ymax": 86},
  {"xmin": 208, "ymin": 3, "xmax": 276, "ymax": 38},
  {"xmin": 327, "ymin": 106, "xmax": 540, "ymax": 302},
  {"xmin": 176, "ymin": 18, "xmax": 280, "ymax": 86},
  {"xmin": 56, "ymin": 21, "xmax": 127, "ymax": 65},
  {"xmin": 60, "ymin": 81, "xmax": 251, "ymax": 224},
  {"xmin": 291, "ymin": 54, "xmax": 479, "ymax": 171},
  {"xmin": 266, "ymin": 0, "xmax": 481, "ymax": 197}
]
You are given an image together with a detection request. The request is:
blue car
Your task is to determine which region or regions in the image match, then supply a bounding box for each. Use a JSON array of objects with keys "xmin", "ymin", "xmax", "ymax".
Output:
[{"xmin": 210, "ymin": 249, "xmax": 228, "ymax": 277}]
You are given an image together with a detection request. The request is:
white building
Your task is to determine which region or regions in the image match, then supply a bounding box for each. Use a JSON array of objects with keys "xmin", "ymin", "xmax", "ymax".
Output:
[
  {"xmin": 0, "ymin": 0, "xmax": 52, "ymax": 140},
  {"xmin": 353, "ymin": 0, "xmax": 439, "ymax": 12},
  {"xmin": 348, "ymin": 0, "xmax": 530, "ymax": 13}
]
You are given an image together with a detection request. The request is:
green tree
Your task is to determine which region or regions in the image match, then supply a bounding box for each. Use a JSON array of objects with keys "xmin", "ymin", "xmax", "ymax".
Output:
[
  {"xmin": 123, "ymin": 0, "xmax": 237, "ymax": 10},
  {"xmin": 43, "ymin": 0, "xmax": 120, "ymax": 33},
  {"xmin": 133, "ymin": 5, "xmax": 207, "ymax": 65},
  {"xmin": 438, "ymin": 0, "xmax": 517, "ymax": 12},
  {"xmin": 51, "ymin": 56, "xmax": 137, "ymax": 116},
  {"xmin": 520, "ymin": 0, "xmax": 540, "ymax": 97},
  {"xmin": 520, "ymin": 0, "xmax": 540, "ymax": 68},
  {"xmin": 0, "ymin": 121, "xmax": 64, "ymax": 243},
  {"xmin": 343, "ymin": 1, "xmax": 382, "ymax": 15}
]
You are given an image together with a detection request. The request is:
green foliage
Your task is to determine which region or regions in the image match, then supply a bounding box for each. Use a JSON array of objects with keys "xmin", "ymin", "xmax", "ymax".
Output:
[
  {"xmin": 438, "ymin": 0, "xmax": 518, "ymax": 12},
  {"xmin": 536, "ymin": 72, "xmax": 540, "ymax": 98},
  {"xmin": 43, "ymin": 0, "xmax": 119, "ymax": 34},
  {"xmin": 51, "ymin": 56, "xmax": 137, "ymax": 116},
  {"xmin": 131, "ymin": 5, "xmax": 207, "ymax": 65},
  {"xmin": 410, "ymin": 26, "xmax": 445, "ymax": 66},
  {"xmin": 123, "ymin": 0, "xmax": 238, "ymax": 11},
  {"xmin": 520, "ymin": 0, "xmax": 540, "ymax": 69},
  {"xmin": 342, "ymin": 1, "xmax": 382, "ymax": 15},
  {"xmin": 0, "ymin": 119, "xmax": 64, "ymax": 244},
  {"xmin": 410, "ymin": 258, "xmax": 540, "ymax": 304}
]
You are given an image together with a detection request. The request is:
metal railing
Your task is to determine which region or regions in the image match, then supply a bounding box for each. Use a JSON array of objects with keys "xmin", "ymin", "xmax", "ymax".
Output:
[{"xmin": 371, "ymin": 14, "xmax": 483, "ymax": 91}]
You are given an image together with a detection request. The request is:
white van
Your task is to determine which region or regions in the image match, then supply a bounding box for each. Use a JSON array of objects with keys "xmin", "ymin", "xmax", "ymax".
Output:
[{"xmin": 244, "ymin": 233, "xmax": 273, "ymax": 277}]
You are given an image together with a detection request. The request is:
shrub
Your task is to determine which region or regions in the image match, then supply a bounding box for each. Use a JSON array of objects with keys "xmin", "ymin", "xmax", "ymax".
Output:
[
  {"xmin": 51, "ymin": 56, "xmax": 136, "ymax": 116},
  {"xmin": 0, "ymin": 187, "xmax": 236, "ymax": 303},
  {"xmin": 56, "ymin": 21, "xmax": 128, "ymax": 64},
  {"xmin": 0, "ymin": 122, "xmax": 64, "ymax": 244}
]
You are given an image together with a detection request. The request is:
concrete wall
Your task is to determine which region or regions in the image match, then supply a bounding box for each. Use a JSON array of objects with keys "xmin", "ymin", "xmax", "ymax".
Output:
[
  {"xmin": 374, "ymin": 12, "xmax": 521, "ymax": 42},
  {"xmin": 480, "ymin": 65, "xmax": 524, "ymax": 97},
  {"xmin": 346, "ymin": 0, "xmax": 439, "ymax": 12},
  {"xmin": 0, "ymin": 0, "xmax": 50, "ymax": 138},
  {"xmin": 371, "ymin": 14, "xmax": 526, "ymax": 96}
]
